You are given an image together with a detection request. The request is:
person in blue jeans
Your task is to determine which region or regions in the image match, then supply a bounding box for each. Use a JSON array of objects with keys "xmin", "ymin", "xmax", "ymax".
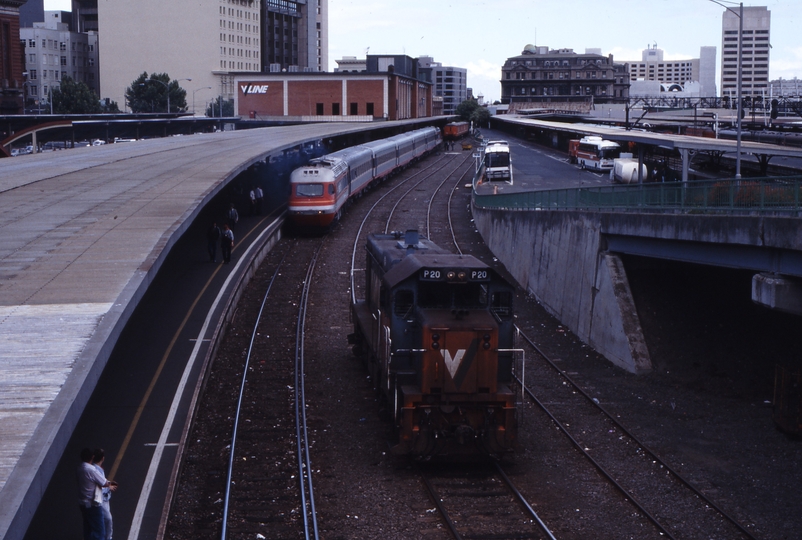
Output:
[
  {"xmin": 77, "ymin": 448, "xmax": 117, "ymax": 540},
  {"xmin": 93, "ymin": 449, "xmax": 115, "ymax": 540}
]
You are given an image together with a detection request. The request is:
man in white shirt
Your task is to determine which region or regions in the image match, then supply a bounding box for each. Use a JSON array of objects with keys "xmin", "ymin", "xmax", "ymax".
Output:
[{"xmin": 76, "ymin": 448, "xmax": 117, "ymax": 540}]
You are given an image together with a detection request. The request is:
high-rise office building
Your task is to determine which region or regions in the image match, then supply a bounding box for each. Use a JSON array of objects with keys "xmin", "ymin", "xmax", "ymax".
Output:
[
  {"xmin": 71, "ymin": 0, "xmax": 97, "ymax": 32},
  {"xmin": 721, "ymin": 5, "xmax": 770, "ymax": 98},
  {"xmin": 19, "ymin": 0, "xmax": 44, "ymax": 28},
  {"xmin": 98, "ymin": 0, "xmax": 262, "ymax": 110},
  {"xmin": 264, "ymin": 0, "xmax": 327, "ymax": 73},
  {"xmin": 418, "ymin": 56, "xmax": 467, "ymax": 116}
]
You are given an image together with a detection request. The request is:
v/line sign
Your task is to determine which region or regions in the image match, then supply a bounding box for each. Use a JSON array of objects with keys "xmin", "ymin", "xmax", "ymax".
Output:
[{"xmin": 240, "ymin": 84, "xmax": 269, "ymax": 95}]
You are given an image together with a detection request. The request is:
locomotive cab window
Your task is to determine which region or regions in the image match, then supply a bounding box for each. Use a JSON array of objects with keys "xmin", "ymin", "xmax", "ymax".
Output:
[
  {"xmin": 393, "ymin": 290, "xmax": 414, "ymax": 318},
  {"xmin": 296, "ymin": 183, "xmax": 323, "ymax": 197},
  {"xmin": 490, "ymin": 291, "xmax": 513, "ymax": 320},
  {"xmin": 418, "ymin": 282, "xmax": 486, "ymax": 310}
]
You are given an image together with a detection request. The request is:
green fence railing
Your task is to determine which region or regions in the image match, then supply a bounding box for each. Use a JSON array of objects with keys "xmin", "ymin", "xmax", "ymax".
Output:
[{"xmin": 474, "ymin": 174, "xmax": 802, "ymax": 215}]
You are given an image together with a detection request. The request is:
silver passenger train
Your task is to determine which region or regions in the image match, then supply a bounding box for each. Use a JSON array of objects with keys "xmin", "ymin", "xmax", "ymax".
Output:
[{"xmin": 288, "ymin": 127, "xmax": 441, "ymax": 228}]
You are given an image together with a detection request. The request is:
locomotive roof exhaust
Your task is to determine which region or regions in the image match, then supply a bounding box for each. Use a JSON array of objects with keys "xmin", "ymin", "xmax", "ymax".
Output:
[{"xmin": 396, "ymin": 229, "xmax": 422, "ymax": 253}]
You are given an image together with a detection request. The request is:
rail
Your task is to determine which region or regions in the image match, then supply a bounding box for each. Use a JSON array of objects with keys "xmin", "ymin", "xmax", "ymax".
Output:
[{"xmin": 474, "ymin": 172, "xmax": 802, "ymax": 215}]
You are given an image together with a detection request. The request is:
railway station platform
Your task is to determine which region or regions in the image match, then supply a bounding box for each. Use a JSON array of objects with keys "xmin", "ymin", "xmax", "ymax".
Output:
[{"xmin": 0, "ymin": 118, "xmax": 437, "ymax": 540}]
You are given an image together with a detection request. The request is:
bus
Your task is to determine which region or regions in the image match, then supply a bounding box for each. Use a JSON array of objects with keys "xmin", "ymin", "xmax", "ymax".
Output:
[
  {"xmin": 483, "ymin": 141, "xmax": 513, "ymax": 183},
  {"xmin": 568, "ymin": 136, "xmax": 621, "ymax": 171}
]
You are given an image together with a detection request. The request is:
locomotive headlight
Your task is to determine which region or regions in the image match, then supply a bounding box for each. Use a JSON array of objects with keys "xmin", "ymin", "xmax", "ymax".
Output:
[
  {"xmin": 483, "ymin": 334, "xmax": 491, "ymax": 350},
  {"xmin": 458, "ymin": 272, "xmax": 466, "ymax": 281},
  {"xmin": 432, "ymin": 333, "xmax": 440, "ymax": 350},
  {"xmin": 447, "ymin": 271, "xmax": 455, "ymax": 280}
]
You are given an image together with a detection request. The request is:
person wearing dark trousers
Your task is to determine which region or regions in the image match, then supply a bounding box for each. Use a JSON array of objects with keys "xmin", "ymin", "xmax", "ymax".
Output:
[
  {"xmin": 76, "ymin": 448, "xmax": 117, "ymax": 540},
  {"xmin": 227, "ymin": 203, "xmax": 239, "ymax": 230},
  {"xmin": 221, "ymin": 223, "xmax": 234, "ymax": 264},
  {"xmin": 207, "ymin": 222, "xmax": 221, "ymax": 262}
]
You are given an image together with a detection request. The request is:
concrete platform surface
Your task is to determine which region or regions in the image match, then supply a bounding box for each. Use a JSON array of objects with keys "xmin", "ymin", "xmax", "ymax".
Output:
[{"xmin": 0, "ymin": 121, "xmax": 423, "ymax": 538}]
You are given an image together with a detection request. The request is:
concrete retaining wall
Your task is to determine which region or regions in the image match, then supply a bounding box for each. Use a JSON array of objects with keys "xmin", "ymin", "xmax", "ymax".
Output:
[{"xmin": 472, "ymin": 207, "xmax": 652, "ymax": 373}]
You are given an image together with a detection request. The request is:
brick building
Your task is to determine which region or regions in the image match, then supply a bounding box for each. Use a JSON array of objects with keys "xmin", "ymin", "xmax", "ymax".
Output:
[
  {"xmin": 235, "ymin": 71, "xmax": 432, "ymax": 120},
  {"xmin": 1, "ymin": 0, "xmax": 26, "ymax": 114}
]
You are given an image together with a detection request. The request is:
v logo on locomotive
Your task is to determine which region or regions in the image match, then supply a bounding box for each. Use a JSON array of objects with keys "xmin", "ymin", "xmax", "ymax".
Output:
[{"xmin": 441, "ymin": 348, "xmax": 466, "ymax": 379}]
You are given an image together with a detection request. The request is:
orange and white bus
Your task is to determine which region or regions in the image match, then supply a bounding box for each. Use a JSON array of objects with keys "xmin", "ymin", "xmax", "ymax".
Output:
[{"xmin": 568, "ymin": 136, "xmax": 621, "ymax": 171}]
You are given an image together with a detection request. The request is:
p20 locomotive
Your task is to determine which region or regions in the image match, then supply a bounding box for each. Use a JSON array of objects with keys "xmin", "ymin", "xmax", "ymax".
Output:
[{"xmin": 349, "ymin": 231, "xmax": 517, "ymax": 458}]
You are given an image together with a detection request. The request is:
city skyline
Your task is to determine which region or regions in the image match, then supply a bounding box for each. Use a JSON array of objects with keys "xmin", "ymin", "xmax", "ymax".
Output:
[{"xmin": 44, "ymin": 0, "xmax": 800, "ymax": 103}]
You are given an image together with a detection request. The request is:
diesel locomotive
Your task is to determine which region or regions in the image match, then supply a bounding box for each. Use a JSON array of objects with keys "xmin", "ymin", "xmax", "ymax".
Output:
[{"xmin": 349, "ymin": 231, "xmax": 517, "ymax": 458}]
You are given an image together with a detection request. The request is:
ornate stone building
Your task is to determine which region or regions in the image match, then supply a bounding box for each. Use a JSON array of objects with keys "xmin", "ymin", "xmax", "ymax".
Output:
[{"xmin": 500, "ymin": 45, "xmax": 629, "ymax": 107}]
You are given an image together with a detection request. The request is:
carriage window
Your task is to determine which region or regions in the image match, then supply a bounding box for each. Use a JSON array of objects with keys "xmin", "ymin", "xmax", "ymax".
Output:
[{"xmin": 296, "ymin": 183, "xmax": 323, "ymax": 197}]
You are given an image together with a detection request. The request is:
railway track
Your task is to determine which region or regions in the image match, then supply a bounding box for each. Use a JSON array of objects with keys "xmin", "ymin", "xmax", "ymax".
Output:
[
  {"xmin": 192, "ymin": 238, "xmax": 325, "ymax": 539},
  {"xmin": 421, "ymin": 462, "xmax": 556, "ymax": 540},
  {"xmin": 512, "ymin": 327, "xmax": 759, "ymax": 540},
  {"xmin": 167, "ymin": 132, "xmax": 791, "ymax": 538},
  {"xmin": 441, "ymin": 177, "xmax": 759, "ymax": 539}
]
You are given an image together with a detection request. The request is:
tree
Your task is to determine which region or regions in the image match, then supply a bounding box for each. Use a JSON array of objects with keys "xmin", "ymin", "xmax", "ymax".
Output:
[
  {"xmin": 125, "ymin": 72, "xmax": 188, "ymax": 113},
  {"xmin": 50, "ymin": 76, "xmax": 103, "ymax": 114},
  {"xmin": 100, "ymin": 98, "xmax": 121, "ymax": 114},
  {"xmin": 471, "ymin": 107, "xmax": 491, "ymax": 128},
  {"xmin": 206, "ymin": 96, "xmax": 234, "ymax": 117},
  {"xmin": 455, "ymin": 100, "xmax": 480, "ymax": 122}
]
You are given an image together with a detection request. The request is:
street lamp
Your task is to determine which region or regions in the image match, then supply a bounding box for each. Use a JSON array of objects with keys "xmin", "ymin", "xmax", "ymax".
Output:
[
  {"xmin": 710, "ymin": 0, "xmax": 743, "ymax": 178},
  {"xmin": 193, "ymin": 86, "xmax": 212, "ymax": 115}
]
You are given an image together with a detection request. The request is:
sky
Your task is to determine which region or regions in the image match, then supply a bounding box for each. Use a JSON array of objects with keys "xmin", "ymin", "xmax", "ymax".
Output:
[{"xmin": 44, "ymin": 0, "xmax": 800, "ymax": 103}]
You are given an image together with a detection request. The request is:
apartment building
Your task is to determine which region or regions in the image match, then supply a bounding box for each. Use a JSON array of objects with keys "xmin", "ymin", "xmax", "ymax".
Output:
[{"xmin": 20, "ymin": 10, "xmax": 99, "ymax": 109}]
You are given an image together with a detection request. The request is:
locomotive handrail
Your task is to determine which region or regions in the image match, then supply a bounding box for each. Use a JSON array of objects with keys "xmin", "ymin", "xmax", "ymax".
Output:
[{"xmin": 474, "ymin": 175, "xmax": 802, "ymax": 215}]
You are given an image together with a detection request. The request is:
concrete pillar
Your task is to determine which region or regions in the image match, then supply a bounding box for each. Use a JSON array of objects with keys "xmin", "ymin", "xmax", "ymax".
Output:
[
  {"xmin": 680, "ymin": 148, "xmax": 690, "ymax": 183},
  {"xmin": 637, "ymin": 145, "xmax": 644, "ymax": 184},
  {"xmin": 752, "ymin": 273, "xmax": 802, "ymax": 315}
]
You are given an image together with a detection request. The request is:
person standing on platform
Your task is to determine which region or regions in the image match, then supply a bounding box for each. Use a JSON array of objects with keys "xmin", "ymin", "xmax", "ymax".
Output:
[
  {"xmin": 248, "ymin": 187, "xmax": 257, "ymax": 216},
  {"xmin": 221, "ymin": 223, "xmax": 234, "ymax": 264},
  {"xmin": 254, "ymin": 185, "xmax": 264, "ymax": 215},
  {"xmin": 227, "ymin": 203, "xmax": 239, "ymax": 231},
  {"xmin": 92, "ymin": 449, "xmax": 114, "ymax": 540},
  {"xmin": 76, "ymin": 448, "xmax": 116, "ymax": 540},
  {"xmin": 207, "ymin": 221, "xmax": 221, "ymax": 262}
]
